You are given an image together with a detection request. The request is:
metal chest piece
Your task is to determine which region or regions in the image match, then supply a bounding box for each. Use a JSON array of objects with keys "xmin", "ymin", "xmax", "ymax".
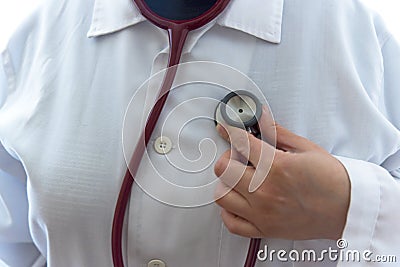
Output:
[{"xmin": 215, "ymin": 90, "xmax": 262, "ymax": 138}]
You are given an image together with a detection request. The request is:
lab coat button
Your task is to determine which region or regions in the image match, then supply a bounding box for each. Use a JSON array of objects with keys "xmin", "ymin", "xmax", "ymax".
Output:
[
  {"xmin": 147, "ymin": 259, "xmax": 166, "ymax": 267},
  {"xmin": 154, "ymin": 136, "xmax": 172, "ymax": 154}
]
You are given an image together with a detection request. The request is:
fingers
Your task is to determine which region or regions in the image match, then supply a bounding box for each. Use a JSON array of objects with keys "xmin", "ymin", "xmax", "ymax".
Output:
[
  {"xmin": 258, "ymin": 105, "xmax": 277, "ymax": 146},
  {"xmin": 258, "ymin": 104, "xmax": 319, "ymax": 153},
  {"xmin": 214, "ymin": 155, "xmax": 254, "ymax": 195},
  {"xmin": 214, "ymin": 182, "xmax": 251, "ymax": 220},
  {"xmin": 220, "ymin": 209, "xmax": 262, "ymax": 238},
  {"xmin": 219, "ymin": 148, "xmax": 247, "ymax": 165},
  {"xmin": 257, "ymin": 105, "xmax": 323, "ymax": 153},
  {"xmin": 258, "ymin": 105, "xmax": 311, "ymax": 153},
  {"xmin": 274, "ymin": 125, "xmax": 308, "ymax": 152},
  {"xmin": 216, "ymin": 124, "xmax": 275, "ymax": 168}
]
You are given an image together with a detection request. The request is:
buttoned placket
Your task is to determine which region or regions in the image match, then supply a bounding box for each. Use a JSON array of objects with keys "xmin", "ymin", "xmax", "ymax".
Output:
[
  {"xmin": 144, "ymin": 38, "xmax": 172, "ymax": 155},
  {"xmin": 128, "ymin": 21, "xmax": 220, "ymax": 267},
  {"xmin": 143, "ymin": 21, "xmax": 218, "ymax": 156}
]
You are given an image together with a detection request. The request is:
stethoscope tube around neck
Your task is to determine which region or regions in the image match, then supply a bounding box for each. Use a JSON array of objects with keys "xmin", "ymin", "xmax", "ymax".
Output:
[
  {"xmin": 143, "ymin": 0, "xmax": 217, "ymax": 21},
  {"xmin": 111, "ymin": 1, "xmax": 260, "ymax": 267},
  {"xmin": 111, "ymin": 26, "xmax": 189, "ymax": 267}
]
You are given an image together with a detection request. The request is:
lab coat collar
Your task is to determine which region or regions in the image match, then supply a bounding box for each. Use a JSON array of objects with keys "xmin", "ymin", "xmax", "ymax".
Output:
[{"xmin": 87, "ymin": 0, "xmax": 284, "ymax": 44}]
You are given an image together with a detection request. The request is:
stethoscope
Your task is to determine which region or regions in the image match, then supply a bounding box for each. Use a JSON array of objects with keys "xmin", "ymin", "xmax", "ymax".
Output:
[{"xmin": 112, "ymin": 1, "xmax": 263, "ymax": 266}]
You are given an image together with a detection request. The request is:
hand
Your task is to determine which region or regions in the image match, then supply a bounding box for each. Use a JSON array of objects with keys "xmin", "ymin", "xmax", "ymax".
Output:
[{"xmin": 214, "ymin": 106, "xmax": 350, "ymax": 240}]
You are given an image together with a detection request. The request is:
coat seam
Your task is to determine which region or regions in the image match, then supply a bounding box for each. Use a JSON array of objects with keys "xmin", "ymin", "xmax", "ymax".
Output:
[{"xmin": 1, "ymin": 49, "xmax": 16, "ymax": 96}]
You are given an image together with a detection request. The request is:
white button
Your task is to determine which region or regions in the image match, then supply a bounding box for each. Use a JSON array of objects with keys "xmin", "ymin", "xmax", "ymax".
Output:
[
  {"xmin": 154, "ymin": 136, "xmax": 172, "ymax": 154},
  {"xmin": 147, "ymin": 259, "xmax": 166, "ymax": 267}
]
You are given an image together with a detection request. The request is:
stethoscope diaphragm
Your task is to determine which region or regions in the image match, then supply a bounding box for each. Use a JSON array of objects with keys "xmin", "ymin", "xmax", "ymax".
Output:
[{"xmin": 215, "ymin": 90, "xmax": 262, "ymax": 135}]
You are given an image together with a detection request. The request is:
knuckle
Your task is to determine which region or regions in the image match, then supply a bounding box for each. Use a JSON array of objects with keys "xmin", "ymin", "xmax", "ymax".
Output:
[
  {"xmin": 214, "ymin": 193, "xmax": 225, "ymax": 205},
  {"xmin": 272, "ymin": 152, "xmax": 291, "ymax": 174},
  {"xmin": 250, "ymin": 136, "xmax": 262, "ymax": 153},
  {"xmin": 269, "ymin": 158, "xmax": 293, "ymax": 184},
  {"xmin": 270, "ymin": 156, "xmax": 281, "ymax": 175},
  {"xmin": 225, "ymin": 219, "xmax": 239, "ymax": 235},
  {"xmin": 253, "ymin": 149, "xmax": 274, "ymax": 175},
  {"xmin": 215, "ymin": 197, "xmax": 222, "ymax": 206},
  {"xmin": 214, "ymin": 158, "xmax": 227, "ymax": 177},
  {"xmin": 235, "ymin": 133, "xmax": 251, "ymax": 153}
]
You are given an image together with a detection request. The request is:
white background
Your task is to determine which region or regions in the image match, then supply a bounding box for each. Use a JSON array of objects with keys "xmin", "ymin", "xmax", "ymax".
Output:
[{"xmin": 0, "ymin": 0, "xmax": 399, "ymax": 50}]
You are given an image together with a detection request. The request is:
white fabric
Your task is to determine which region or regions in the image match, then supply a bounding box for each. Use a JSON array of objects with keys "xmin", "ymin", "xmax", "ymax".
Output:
[{"xmin": 1, "ymin": 0, "xmax": 400, "ymax": 266}]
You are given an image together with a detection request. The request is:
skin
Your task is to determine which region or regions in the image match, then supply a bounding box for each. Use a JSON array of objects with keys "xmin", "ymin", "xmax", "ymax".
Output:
[{"xmin": 214, "ymin": 106, "xmax": 350, "ymax": 240}]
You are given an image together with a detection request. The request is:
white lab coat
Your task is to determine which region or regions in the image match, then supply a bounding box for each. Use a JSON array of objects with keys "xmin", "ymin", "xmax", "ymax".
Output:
[{"xmin": 0, "ymin": 0, "xmax": 400, "ymax": 266}]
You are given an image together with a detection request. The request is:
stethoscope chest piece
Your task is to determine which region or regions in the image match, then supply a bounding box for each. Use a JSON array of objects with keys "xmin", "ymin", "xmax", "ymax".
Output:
[{"xmin": 215, "ymin": 90, "xmax": 262, "ymax": 137}]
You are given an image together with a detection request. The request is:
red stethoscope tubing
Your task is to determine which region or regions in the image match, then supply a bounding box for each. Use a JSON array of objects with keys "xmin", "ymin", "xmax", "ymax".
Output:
[{"xmin": 111, "ymin": 1, "xmax": 260, "ymax": 266}]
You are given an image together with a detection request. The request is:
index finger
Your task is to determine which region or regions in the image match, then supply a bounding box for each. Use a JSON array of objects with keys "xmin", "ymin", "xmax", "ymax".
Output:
[
  {"xmin": 217, "ymin": 124, "xmax": 275, "ymax": 170},
  {"xmin": 215, "ymin": 155, "xmax": 255, "ymax": 196}
]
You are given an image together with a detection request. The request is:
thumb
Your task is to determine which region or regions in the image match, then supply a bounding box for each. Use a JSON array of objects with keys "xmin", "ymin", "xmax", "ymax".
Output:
[{"xmin": 258, "ymin": 106, "xmax": 319, "ymax": 153}]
